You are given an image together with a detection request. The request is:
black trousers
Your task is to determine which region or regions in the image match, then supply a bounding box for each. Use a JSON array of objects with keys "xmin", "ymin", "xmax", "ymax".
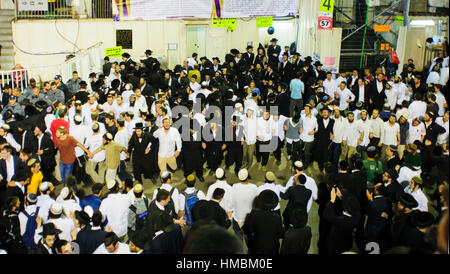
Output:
[
  {"xmin": 315, "ymin": 140, "xmax": 332, "ymax": 170},
  {"xmin": 182, "ymin": 148, "xmax": 204, "ymax": 178},
  {"xmin": 256, "ymin": 140, "xmax": 270, "ymax": 166},
  {"xmin": 206, "ymin": 146, "xmax": 222, "ymax": 171},
  {"xmin": 272, "ymin": 137, "xmax": 283, "ymax": 161},
  {"xmin": 132, "ymin": 155, "xmax": 152, "ymax": 183},
  {"xmin": 73, "ymin": 155, "xmax": 93, "ymax": 186},
  {"xmin": 40, "ymin": 157, "xmax": 57, "ymax": 184},
  {"xmin": 302, "ymin": 141, "xmax": 314, "ymax": 168},
  {"xmin": 226, "ymin": 143, "xmax": 243, "ymax": 174}
]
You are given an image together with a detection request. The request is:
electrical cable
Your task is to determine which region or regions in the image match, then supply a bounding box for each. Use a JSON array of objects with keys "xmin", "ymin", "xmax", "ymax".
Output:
[
  {"xmin": 54, "ymin": 18, "xmax": 81, "ymax": 52},
  {"xmin": 11, "ymin": 39, "xmax": 75, "ymax": 56}
]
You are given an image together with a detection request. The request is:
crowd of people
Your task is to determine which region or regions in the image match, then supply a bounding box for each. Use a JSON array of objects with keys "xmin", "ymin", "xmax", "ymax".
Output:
[{"xmin": 0, "ymin": 38, "xmax": 448, "ymax": 254}]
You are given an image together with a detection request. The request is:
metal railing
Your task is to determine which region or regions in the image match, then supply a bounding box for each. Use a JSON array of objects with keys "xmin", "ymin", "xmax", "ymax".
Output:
[
  {"xmin": 1, "ymin": 69, "xmax": 30, "ymax": 89},
  {"xmin": 14, "ymin": 0, "xmax": 113, "ymax": 20}
]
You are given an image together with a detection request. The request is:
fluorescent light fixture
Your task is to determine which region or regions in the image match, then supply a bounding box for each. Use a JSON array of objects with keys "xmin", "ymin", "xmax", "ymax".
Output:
[{"xmin": 410, "ymin": 19, "xmax": 435, "ymax": 26}]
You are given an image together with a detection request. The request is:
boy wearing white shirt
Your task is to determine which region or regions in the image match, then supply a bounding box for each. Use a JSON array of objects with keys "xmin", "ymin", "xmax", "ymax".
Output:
[
  {"xmin": 335, "ymin": 81, "xmax": 355, "ymax": 111},
  {"xmin": 85, "ymin": 123, "xmax": 106, "ymax": 184},
  {"xmin": 231, "ymin": 169, "xmax": 258, "ymax": 227},
  {"xmin": 380, "ymin": 114, "xmax": 400, "ymax": 163},
  {"xmin": 384, "ymin": 81, "xmax": 398, "ymax": 110},
  {"xmin": 341, "ymin": 112, "xmax": 361, "ymax": 166},
  {"xmin": 357, "ymin": 110, "xmax": 372, "ymax": 159},
  {"xmin": 206, "ymin": 168, "xmax": 233, "ymax": 215},
  {"xmin": 404, "ymin": 176, "xmax": 428, "ymax": 212},
  {"xmin": 242, "ymin": 108, "xmax": 257, "ymax": 168},
  {"xmin": 300, "ymin": 105, "xmax": 318, "ymax": 168},
  {"xmin": 256, "ymin": 109, "xmax": 273, "ymax": 171}
]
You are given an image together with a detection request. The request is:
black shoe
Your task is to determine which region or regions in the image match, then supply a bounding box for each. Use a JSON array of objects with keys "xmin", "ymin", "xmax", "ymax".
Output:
[{"xmin": 198, "ymin": 175, "xmax": 205, "ymax": 182}]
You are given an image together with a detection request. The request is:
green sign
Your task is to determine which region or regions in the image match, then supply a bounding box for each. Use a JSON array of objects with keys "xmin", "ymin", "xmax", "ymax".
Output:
[
  {"xmin": 256, "ymin": 17, "xmax": 273, "ymax": 28},
  {"xmin": 105, "ymin": 46, "xmax": 123, "ymax": 58},
  {"xmin": 213, "ymin": 18, "xmax": 236, "ymax": 31},
  {"xmin": 320, "ymin": 0, "xmax": 334, "ymax": 14},
  {"xmin": 395, "ymin": 16, "xmax": 404, "ymax": 24}
]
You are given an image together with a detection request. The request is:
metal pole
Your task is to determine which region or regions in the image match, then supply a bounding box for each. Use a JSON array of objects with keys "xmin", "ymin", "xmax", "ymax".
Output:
[
  {"xmin": 359, "ymin": 5, "xmax": 370, "ymax": 69},
  {"xmin": 404, "ymin": 0, "xmax": 410, "ymax": 27}
]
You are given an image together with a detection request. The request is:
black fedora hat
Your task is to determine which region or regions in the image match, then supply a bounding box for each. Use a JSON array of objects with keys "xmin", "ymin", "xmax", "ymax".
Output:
[
  {"xmin": 410, "ymin": 211, "xmax": 434, "ymax": 229},
  {"xmin": 35, "ymin": 100, "xmax": 48, "ymax": 109},
  {"xmin": 270, "ymin": 38, "xmax": 278, "ymax": 42},
  {"xmin": 145, "ymin": 49, "xmax": 153, "ymax": 55},
  {"xmin": 212, "ymin": 57, "xmax": 221, "ymax": 63},
  {"xmin": 74, "ymin": 210, "xmax": 91, "ymax": 226},
  {"xmin": 39, "ymin": 223, "xmax": 62, "ymax": 236},
  {"xmin": 396, "ymin": 192, "xmax": 418, "ymax": 209},
  {"xmin": 314, "ymin": 61, "xmax": 323, "ymax": 66},
  {"xmin": 230, "ymin": 49, "xmax": 240, "ymax": 55},
  {"xmin": 257, "ymin": 190, "xmax": 278, "ymax": 210},
  {"xmin": 134, "ymin": 122, "xmax": 145, "ymax": 129},
  {"xmin": 304, "ymin": 56, "xmax": 313, "ymax": 63}
]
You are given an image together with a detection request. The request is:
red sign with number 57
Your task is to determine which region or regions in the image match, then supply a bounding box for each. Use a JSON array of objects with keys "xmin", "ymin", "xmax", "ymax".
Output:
[{"xmin": 318, "ymin": 16, "xmax": 333, "ymax": 30}]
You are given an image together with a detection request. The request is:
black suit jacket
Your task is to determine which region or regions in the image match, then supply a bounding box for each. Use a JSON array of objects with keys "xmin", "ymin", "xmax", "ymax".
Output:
[
  {"xmin": 279, "ymin": 61, "xmax": 294, "ymax": 84},
  {"xmin": 243, "ymin": 52, "xmax": 255, "ymax": 69},
  {"xmin": 351, "ymin": 84, "xmax": 370, "ymax": 107},
  {"xmin": 102, "ymin": 62, "xmax": 112, "ymax": 76},
  {"xmin": 242, "ymin": 209, "xmax": 284, "ymax": 254},
  {"xmin": 76, "ymin": 226, "xmax": 107, "ymax": 254},
  {"xmin": 369, "ymin": 80, "xmax": 387, "ymax": 111},
  {"xmin": 267, "ymin": 45, "xmax": 281, "ymax": 69},
  {"xmin": 192, "ymin": 200, "xmax": 231, "ymax": 229},
  {"xmin": 0, "ymin": 156, "xmax": 22, "ymax": 191},
  {"xmin": 324, "ymin": 201, "xmax": 359, "ymax": 254}
]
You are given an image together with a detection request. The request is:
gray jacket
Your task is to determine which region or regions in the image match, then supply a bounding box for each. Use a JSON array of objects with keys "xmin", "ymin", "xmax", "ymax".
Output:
[
  {"xmin": 66, "ymin": 78, "xmax": 82, "ymax": 95},
  {"xmin": 1, "ymin": 103, "xmax": 25, "ymax": 117}
]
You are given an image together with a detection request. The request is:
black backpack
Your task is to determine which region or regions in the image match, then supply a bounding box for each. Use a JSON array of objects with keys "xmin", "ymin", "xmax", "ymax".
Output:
[{"xmin": 129, "ymin": 198, "xmax": 150, "ymax": 232}]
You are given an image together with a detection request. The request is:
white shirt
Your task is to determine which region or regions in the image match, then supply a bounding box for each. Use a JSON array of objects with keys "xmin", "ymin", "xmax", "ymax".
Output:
[
  {"xmin": 408, "ymin": 100, "xmax": 427, "ymax": 120},
  {"xmin": 405, "ymin": 187, "xmax": 428, "ymax": 212},
  {"xmin": 435, "ymin": 92, "xmax": 447, "ymax": 117},
  {"xmin": 284, "ymin": 173, "xmax": 318, "ymax": 212},
  {"xmin": 5, "ymin": 156, "xmax": 15, "ymax": 182},
  {"xmin": 426, "ymin": 71, "xmax": 440, "ymax": 85},
  {"xmin": 153, "ymin": 127, "xmax": 182, "ymax": 158},
  {"xmin": 48, "ymin": 217, "xmax": 76, "ymax": 242},
  {"xmin": 5, "ymin": 133, "xmax": 21, "ymax": 153},
  {"xmin": 114, "ymin": 128, "xmax": 129, "ymax": 161},
  {"xmin": 439, "ymin": 67, "xmax": 449, "ymax": 85},
  {"xmin": 380, "ymin": 122, "xmax": 400, "ymax": 146},
  {"xmin": 71, "ymin": 124, "xmax": 88, "ymax": 157},
  {"xmin": 121, "ymin": 90, "xmax": 134, "ymax": 105},
  {"xmin": 242, "ymin": 115, "xmax": 257, "ymax": 145},
  {"xmin": 206, "ymin": 180, "xmax": 233, "ymax": 213},
  {"xmin": 135, "ymin": 96, "xmax": 148, "ymax": 113},
  {"xmin": 85, "ymin": 133, "xmax": 105, "ymax": 162},
  {"xmin": 384, "ymin": 88, "xmax": 398, "ymax": 110},
  {"xmin": 114, "ymin": 103, "xmax": 129, "ymax": 119},
  {"xmin": 435, "ymin": 117, "xmax": 449, "ymax": 144},
  {"xmin": 187, "ymin": 57, "xmax": 197, "ymax": 68},
  {"xmin": 59, "ymin": 199, "xmax": 82, "ymax": 219},
  {"xmin": 271, "ymin": 115, "xmax": 287, "ymax": 140},
  {"xmin": 102, "ymin": 101, "xmax": 117, "ymax": 114},
  {"xmin": 408, "ymin": 123, "xmax": 426, "ymax": 144},
  {"xmin": 397, "ymin": 166, "xmax": 422, "ymax": 183},
  {"xmin": 357, "ymin": 84, "xmax": 365, "ymax": 102},
  {"xmin": 323, "ymin": 79, "xmax": 337, "ymax": 98},
  {"xmin": 93, "ymin": 242, "xmax": 132, "ymax": 254},
  {"xmin": 370, "ymin": 117, "xmax": 384, "ymax": 138},
  {"xmin": 99, "ymin": 193, "xmax": 132, "ymax": 237},
  {"xmin": 343, "ymin": 120, "xmax": 361, "ymax": 147},
  {"xmin": 82, "ymin": 102, "xmax": 98, "ymax": 125},
  {"xmin": 152, "ymin": 184, "xmax": 180, "ymax": 214},
  {"xmin": 336, "ymin": 87, "xmax": 355, "ymax": 111},
  {"xmin": 300, "ymin": 114, "xmax": 318, "ymax": 143},
  {"xmin": 36, "ymin": 195, "xmax": 55, "ymax": 223},
  {"xmin": 358, "ymin": 119, "xmax": 372, "ymax": 146},
  {"xmin": 394, "ymin": 82, "xmax": 409, "ymax": 105},
  {"xmin": 376, "ymin": 80, "xmax": 383, "ymax": 93},
  {"xmin": 231, "ymin": 182, "xmax": 258, "ymax": 222},
  {"xmin": 256, "ymin": 117, "xmax": 272, "ymax": 142},
  {"xmin": 332, "ymin": 116, "xmax": 346, "ymax": 143},
  {"xmin": 258, "ymin": 183, "xmax": 285, "ymax": 211}
]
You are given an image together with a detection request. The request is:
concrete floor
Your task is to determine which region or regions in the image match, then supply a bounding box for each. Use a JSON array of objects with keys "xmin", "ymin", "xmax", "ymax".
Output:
[{"xmin": 56, "ymin": 149, "xmax": 323, "ymax": 254}]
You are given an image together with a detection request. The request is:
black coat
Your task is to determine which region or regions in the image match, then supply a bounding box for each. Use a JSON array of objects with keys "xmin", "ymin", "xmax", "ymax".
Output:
[
  {"xmin": 366, "ymin": 196, "xmax": 392, "ymax": 244},
  {"xmin": 315, "ymin": 117, "xmax": 334, "ymax": 146},
  {"xmin": 279, "ymin": 61, "xmax": 294, "ymax": 84},
  {"xmin": 369, "ymin": 80, "xmax": 387, "ymax": 111},
  {"xmin": 324, "ymin": 201, "xmax": 359, "ymax": 254},
  {"xmin": 102, "ymin": 62, "xmax": 112, "ymax": 76},
  {"xmin": 192, "ymin": 200, "xmax": 231, "ymax": 229},
  {"xmin": 149, "ymin": 224, "xmax": 184, "ymax": 254},
  {"xmin": 280, "ymin": 226, "xmax": 312, "ymax": 254},
  {"xmin": 38, "ymin": 133, "xmax": 56, "ymax": 168},
  {"xmin": 276, "ymin": 92, "xmax": 290, "ymax": 117},
  {"xmin": 242, "ymin": 52, "xmax": 255, "ymax": 69},
  {"xmin": 0, "ymin": 156, "xmax": 22, "ymax": 191},
  {"xmin": 267, "ymin": 45, "xmax": 281, "ymax": 69},
  {"xmin": 351, "ymin": 83, "xmax": 370, "ymax": 107},
  {"xmin": 76, "ymin": 226, "xmax": 107, "ymax": 254},
  {"xmin": 242, "ymin": 209, "xmax": 284, "ymax": 254}
]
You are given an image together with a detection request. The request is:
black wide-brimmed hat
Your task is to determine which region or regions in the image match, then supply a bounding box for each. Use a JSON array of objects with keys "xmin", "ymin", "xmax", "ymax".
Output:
[
  {"xmin": 270, "ymin": 38, "xmax": 278, "ymax": 42},
  {"xmin": 314, "ymin": 61, "xmax": 323, "ymax": 67},
  {"xmin": 134, "ymin": 122, "xmax": 145, "ymax": 129},
  {"xmin": 257, "ymin": 190, "xmax": 278, "ymax": 210},
  {"xmin": 410, "ymin": 211, "xmax": 434, "ymax": 229},
  {"xmin": 396, "ymin": 192, "xmax": 418, "ymax": 209},
  {"xmin": 39, "ymin": 223, "xmax": 62, "ymax": 236},
  {"xmin": 35, "ymin": 100, "xmax": 48, "ymax": 109},
  {"xmin": 230, "ymin": 49, "xmax": 240, "ymax": 55},
  {"xmin": 145, "ymin": 49, "xmax": 153, "ymax": 55}
]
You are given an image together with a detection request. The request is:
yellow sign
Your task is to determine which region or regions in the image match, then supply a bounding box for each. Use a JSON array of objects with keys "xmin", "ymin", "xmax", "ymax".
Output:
[
  {"xmin": 374, "ymin": 25, "xmax": 390, "ymax": 32},
  {"xmin": 320, "ymin": 0, "xmax": 334, "ymax": 13},
  {"xmin": 256, "ymin": 17, "xmax": 273, "ymax": 28},
  {"xmin": 213, "ymin": 18, "xmax": 236, "ymax": 31},
  {"xmin": 105, "ymin": 46, "xmax": 123, "ymax": 58}
]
